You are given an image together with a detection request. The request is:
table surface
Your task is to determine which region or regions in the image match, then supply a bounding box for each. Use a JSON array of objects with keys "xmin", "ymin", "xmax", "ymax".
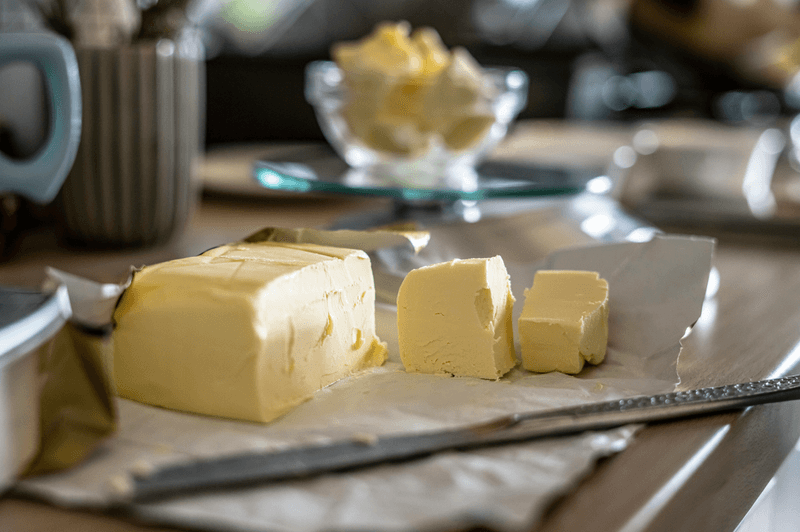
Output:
[{"xmin": 2, "ymin": 121, "xmax": 800, "ymax": 532}]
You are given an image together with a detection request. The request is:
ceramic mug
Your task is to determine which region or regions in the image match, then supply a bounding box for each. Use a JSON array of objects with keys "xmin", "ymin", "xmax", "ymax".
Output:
[
  {"xmin": 55, "ymin": 37, "xmax": 204, "ymax": 248},
  {"xmin": 0, "ymin": 33, "xmax": 81, "ymax": 204}
]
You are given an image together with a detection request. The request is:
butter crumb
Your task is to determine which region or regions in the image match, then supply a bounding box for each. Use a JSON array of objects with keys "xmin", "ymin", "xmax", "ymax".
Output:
[
  {"xmin": 108, "ymin": 474, "xmax": 133, "ymax": 498},
  {"xmin": 130, "ymin": 460, "xmax": 155, "ymax": 478},
  {"xmin": 351, "ymin": 432, "xmax": 379, "ymax": 446}
]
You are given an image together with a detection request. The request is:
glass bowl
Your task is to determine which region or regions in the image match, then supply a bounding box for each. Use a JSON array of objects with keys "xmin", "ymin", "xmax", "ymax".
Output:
[{"xmin": 305, "ymin": 60, "xmax": 528, "ymax": 187}]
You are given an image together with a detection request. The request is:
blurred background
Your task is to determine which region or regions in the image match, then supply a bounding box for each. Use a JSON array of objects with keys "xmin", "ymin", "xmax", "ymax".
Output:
[
  {"xmin": 3, "ymin": 0, "xmax": 800, "ymax": 249},
  {"xmin": 4, "ymin": 0, "xmax": 800, "ymax": 150}
]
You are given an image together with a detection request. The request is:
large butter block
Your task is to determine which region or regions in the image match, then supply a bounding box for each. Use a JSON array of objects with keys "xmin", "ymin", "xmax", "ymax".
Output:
[
  {"xmin": 519, "ymin": 270, "xmax": 609, "ymax": 374},
  {"xmin": 112, "ymin": 241, "xmax": 387, "ymax": 423},
  {"xmin": 397, "ymin": 256, "xmax": 516, "ymax": 379}
]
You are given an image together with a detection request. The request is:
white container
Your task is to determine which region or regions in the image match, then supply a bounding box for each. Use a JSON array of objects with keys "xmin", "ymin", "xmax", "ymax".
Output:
[{"xmin": 0, "ymin": 285, "xmax": 71, "ymax": 492}]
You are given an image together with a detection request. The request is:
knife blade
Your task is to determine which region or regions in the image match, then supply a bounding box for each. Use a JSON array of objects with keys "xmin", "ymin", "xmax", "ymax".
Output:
[{"xmin": 123, "ymin": 374, "xmax": 800, "ymax": 503}]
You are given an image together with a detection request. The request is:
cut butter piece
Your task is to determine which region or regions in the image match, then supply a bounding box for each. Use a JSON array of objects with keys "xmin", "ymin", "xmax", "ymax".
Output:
[
  {"xmin": 112, "ymin": 241, "xmax": 387, "ymax": 423},
  {"xmin": 519, "ymin": 270, "xmax": 609, "ymax": 374},
  {"xmin": 397, "ymin": 256, "xmax": 517, "ymax": 379}
]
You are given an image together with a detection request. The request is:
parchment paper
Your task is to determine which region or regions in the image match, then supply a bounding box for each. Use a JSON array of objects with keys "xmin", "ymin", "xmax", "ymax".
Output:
[{"xmin": 15, "ymin": 234, "xmax": 714, "ymax": 532}]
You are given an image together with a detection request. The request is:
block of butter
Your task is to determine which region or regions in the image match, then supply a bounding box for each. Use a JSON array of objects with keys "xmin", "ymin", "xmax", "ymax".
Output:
[
  {"xmin": 112, "ymin": 241, "xmax": 388, "ymax": 423},
  {"xmin": 518, "ymin": 270, "xmax": 609, "ymax": 374},
  {"xmin": 397, "ymin": 256, "xmax": 516, "ymax": 379}
]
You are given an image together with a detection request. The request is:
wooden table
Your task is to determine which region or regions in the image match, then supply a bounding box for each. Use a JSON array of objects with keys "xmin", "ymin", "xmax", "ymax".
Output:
[
  {"xmin": 2, "ymin": 130, "xmax": 800, "ymax": 531},
  {"xmin": 541, "ymin": 234, "xmax": 800, "ymax": 532}
]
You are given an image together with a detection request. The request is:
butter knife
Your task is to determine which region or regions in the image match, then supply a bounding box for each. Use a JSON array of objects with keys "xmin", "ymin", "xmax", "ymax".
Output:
[{"xmin": 124, "ymin": 374, "xmax": 800, "ymax": 503}]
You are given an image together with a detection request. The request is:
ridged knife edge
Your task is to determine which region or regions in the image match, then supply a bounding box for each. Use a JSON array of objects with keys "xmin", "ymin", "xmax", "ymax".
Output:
[{"xmin": 118, "ymin": 374, "xmax": 800, "ymax": 503}]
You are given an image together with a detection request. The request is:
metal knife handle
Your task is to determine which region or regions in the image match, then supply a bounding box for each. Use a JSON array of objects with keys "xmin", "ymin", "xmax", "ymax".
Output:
[{"xmin": 126, "ymin": 375, "xmax": 800, "ymax": 503}]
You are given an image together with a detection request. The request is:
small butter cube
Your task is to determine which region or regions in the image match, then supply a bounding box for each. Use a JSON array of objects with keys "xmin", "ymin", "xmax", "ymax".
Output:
[
  {"xmin": 440, "ymin": 114, "xmax": 495, "ymax": 151},
  {"xmin": 518, "ymin": 270, "xmax": 609, "ymax": 374},
  {"xmin": 332, "ymin": 22, "xmax": 495, "ymax": 155},
  {"xmin": 113, "ymin": 241, "xmax": 387, "ymax": 423},
  {"xmin": 397, "ymin": 256, "xmax": 517, "ymax": 379},
  {"xmin": 422, "ymin": 48, "xmax": 487, "ymax": 119},
  {"xmin": 410, "ymin": 27, "xmax": 450, "ymax": 77},
  {"xmin": 332, "ymin": 21, "xmax": 418, "ymax": 77}
]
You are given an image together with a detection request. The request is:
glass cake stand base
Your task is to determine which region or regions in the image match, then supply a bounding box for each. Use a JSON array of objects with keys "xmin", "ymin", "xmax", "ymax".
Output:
[{"xmin": 252, "ymin": 144, "xmax": 598, "ymax": 211}]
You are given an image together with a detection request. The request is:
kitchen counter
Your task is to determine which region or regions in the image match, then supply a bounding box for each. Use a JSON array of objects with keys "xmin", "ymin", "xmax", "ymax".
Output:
[{"xmin": 2, "ymin": 122, "xmax": 800, "ymax": 531}]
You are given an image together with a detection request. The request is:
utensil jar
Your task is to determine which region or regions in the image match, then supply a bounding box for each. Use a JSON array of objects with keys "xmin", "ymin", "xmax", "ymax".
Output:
[{"xmin": 57, "ymin": 37, "xmax": 204, "ymax": 248}]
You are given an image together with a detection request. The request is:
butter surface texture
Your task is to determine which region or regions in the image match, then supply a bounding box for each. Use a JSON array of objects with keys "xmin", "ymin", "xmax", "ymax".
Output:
[
  {"xmin": 113, "ymin": 241, "xmax": 387, "ymax": 423},
  {"xmin": 519, "ymin": 270, "xmax": 609, "ymax": 374},
  {"xmin": 332, "ymin": 22, "xmax": 494, "ymax": 155},
  {"xmin": 397, "ymin": 256, "xmax": 516, "ymax": 379}
]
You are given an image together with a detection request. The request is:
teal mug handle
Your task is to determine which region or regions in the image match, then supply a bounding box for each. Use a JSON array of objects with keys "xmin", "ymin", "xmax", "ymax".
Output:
[{"xmin": 0, "ymin": 33, "xmax": 81, "ymax": 204}]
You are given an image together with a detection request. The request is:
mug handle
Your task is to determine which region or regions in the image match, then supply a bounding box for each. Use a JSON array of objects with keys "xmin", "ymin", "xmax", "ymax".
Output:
[{"xmin": 0, "ymin": 33, "xmax": 81, "ymax": 204}]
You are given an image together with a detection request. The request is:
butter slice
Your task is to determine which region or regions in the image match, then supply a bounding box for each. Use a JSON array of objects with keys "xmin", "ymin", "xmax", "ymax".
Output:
[
  {"xmin": 518, "ymin": 270, "xmax": 609, "ymax": 374},
  {"xmin": 397, "ymin": 256, "xmax": 516, "ymax": 379},
  {"xmin": 112, "ymin": 241, "xmax": 387, "ymax": 423}
]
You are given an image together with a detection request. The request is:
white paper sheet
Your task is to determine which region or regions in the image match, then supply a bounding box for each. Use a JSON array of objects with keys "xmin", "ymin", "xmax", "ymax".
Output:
[{"xmin": 16, "ymin": 235, "xmax": 714, "ymax": 532}]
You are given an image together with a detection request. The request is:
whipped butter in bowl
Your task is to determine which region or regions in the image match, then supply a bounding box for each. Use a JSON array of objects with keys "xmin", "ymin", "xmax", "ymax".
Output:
[{"xmin": 305, "ymin": 22, "xmax": 528, "ymax": 186}]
